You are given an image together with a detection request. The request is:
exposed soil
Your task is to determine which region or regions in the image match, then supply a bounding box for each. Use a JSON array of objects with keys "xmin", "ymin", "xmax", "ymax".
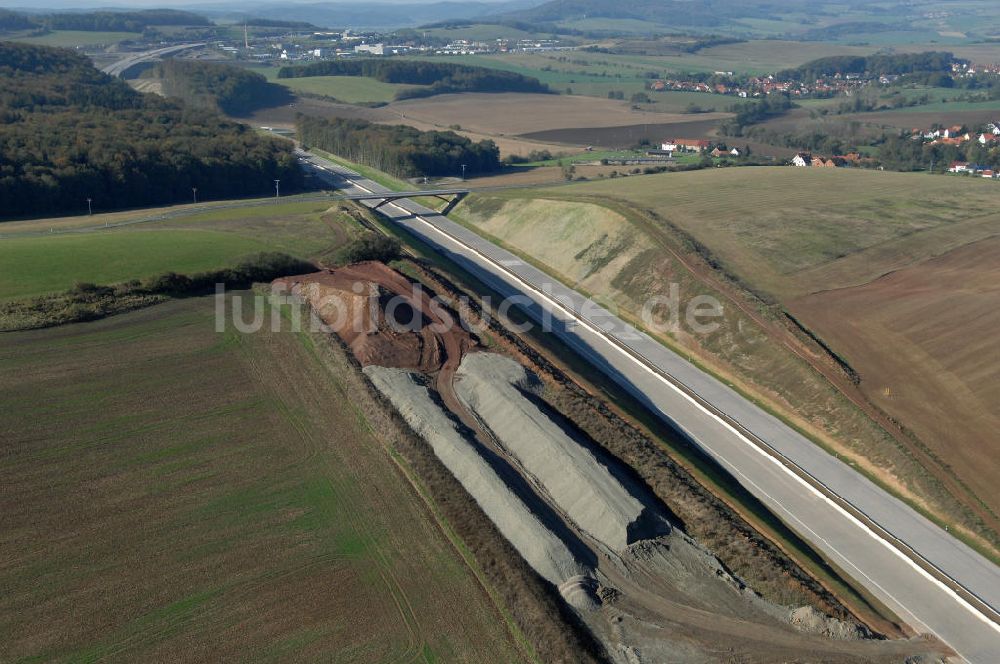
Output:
[
  {"xmin": 274, "ymin": 262, "xmax": 477, "ymax": 410},
  {"xmin": 789, "ymin": 236, "xmax": 1000, "ymax": 521},
  {"xmin": 277, "ymin": 260, "xmax": 947, "ymax": 663}
]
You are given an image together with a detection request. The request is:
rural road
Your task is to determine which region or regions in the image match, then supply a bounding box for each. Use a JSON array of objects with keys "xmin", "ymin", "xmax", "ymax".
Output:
[
  {"xmin": 100, "ymin": 43, "xmax": 205, "ymax": 78},
  {"xmin": 299, "ymin": 150, "xmax": 1000, "ymax": 662}
]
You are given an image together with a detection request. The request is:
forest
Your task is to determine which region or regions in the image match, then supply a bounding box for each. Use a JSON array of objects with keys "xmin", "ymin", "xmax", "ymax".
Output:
[
  {"xmin": 278, "ymin": 59, "xmax": 549, "ymax": 99},
  {"xmin": 0, "ymin": 42, "xmax": 301, "ymax": 219},
  {"xmin": 779, "ymin": 51, "xmax": 957, "ymax": 81},
  {"xmin": 151, "ymin": 60, "xmax": 291, "ymax": 116},
  {"xmin": 297, "ymin": 115, "xmax": 500, "ymax": 178},
  {"xmin": 0, "ymin": 9, "xmax": 210, "ymax": 33}
]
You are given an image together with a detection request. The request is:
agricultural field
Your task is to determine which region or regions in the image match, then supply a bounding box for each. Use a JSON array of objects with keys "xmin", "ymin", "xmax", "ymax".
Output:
[
  {"xmin": 791, "ymin": 237, "xmax": 1000, "ymax": 529},
  {"xmin": 388, "ymin": 92, "xmax": 727, "ymax": 138},
  {"xmin": 552, "ymin": 167, "xmax": 1000, "ymax": 300},
  {"xmin": 0, "ymin": 200, "xmax": 355, "ymax": 301},
  {"xmin": 6, "ymin": 30, "xmax": 140, "ymax": 47},
  {"xmin": 259, "ymin": 68, "xmax": 426, "ymax": 104},
  {"xmin": 416, "ymin": 45, "xmax": 883, "ymax": 98},
  {"xmin": 450, "ymin": 167, "xmax": 1000, "ymax": 556},
  {"xmin": 0, "ymin": 294, "xmax": 529, "ymax": 662}
]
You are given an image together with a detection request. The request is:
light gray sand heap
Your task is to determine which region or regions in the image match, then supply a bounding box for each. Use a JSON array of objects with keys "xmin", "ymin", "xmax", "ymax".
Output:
[
  {"xmin": 363, "ymin": 365, "xmax": 597, "ymax": 610},
  {"xmin": 454, "ymin": 353, "xmax": 670, "ymax": 552}
]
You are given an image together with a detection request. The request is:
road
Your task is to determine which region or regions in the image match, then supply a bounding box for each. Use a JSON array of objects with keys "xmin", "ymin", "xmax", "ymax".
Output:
[
  {"xmin": 299, "ymin": 150, "xmax": 1000, "ymax": 662},
  {"xmin": 100, "ymin": 43, "xmax": 205, "ymax": 78}
]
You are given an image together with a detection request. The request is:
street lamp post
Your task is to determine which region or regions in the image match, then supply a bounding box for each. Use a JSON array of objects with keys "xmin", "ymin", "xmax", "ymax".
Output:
[
  {"xmin": 86, "ymin": 198, "xmax": 92, "ymax": 216},
  {"xmin": 461, "ymin": 164, "xmax": 467, "ymax": 180},
  {"xmin": 192, "ymin": 187, "xmax": 198, "ymax": 204},
  {"xmin": 274, "ymin": 179, "xmax": 280, "ymax": 200}
]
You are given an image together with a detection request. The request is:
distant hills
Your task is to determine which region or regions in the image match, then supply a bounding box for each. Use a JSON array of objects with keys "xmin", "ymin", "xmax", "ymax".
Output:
[
  {"xmin": 500, "ymin": 0, "xmax": 814, "ymax": 28},
  {"xmin": 201, "ymin": 1, "xmax": 543, "ymax": 30},
  {"xmin": 0, "ymin": 8, "xmax": 210, "ymax": 33}
]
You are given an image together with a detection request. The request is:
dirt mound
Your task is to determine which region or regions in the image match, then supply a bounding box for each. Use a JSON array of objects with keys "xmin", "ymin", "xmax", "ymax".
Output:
[{"xmin": 274, "ymin": 262, "xmax": 476, "ymax": 374}]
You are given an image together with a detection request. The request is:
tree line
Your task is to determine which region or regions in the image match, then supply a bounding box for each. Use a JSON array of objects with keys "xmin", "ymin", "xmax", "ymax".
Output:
[
  {"xmin": 718, "ymin": 94, "xmax": 794, "ymax": 136},
  {"xmin": 0, "ymin": 42, "xmax": 302, "ymax": 219},
  {"xmin": 151, "ymin": 60, "xmax": 291, "ymax": 116},
  {"xmin": 0, "ymin": 9, "xmax": 210, "ymax": 33},
  {"xmin": 297, "ymin": 115, "xmax": 500, "ymax": 179},
  {"xmin": 278, "ymin": 59, "xmax": 550, "ymax": 99},
  {"xmin": 778, "ymin": 51, "xmax": 957, "ymax": 81}
]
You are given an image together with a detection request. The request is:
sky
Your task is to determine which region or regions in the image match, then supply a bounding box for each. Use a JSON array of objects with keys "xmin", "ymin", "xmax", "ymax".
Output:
[{"xmin": 16, "ymin": 0, "xmax": 515, "ymax": 6}]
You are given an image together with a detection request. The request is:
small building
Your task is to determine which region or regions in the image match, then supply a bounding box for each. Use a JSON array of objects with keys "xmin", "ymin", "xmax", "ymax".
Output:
[
  {"xmin": 949, "ymin": 161, "xmax": 970, "ymax": 173},
  {"xmin": 354, "ymin": 43, "xmax": 384, "ymax": 56},
  {"xmin": 792, "ymin": 153, "xmax": 812, "ymax": 167}
]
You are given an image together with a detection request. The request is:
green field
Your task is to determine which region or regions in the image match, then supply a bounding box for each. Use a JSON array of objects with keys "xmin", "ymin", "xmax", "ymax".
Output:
[
  {"xmin": 0, "ymin": 294, "xmax": 529, "ymax": 662},
  {"xmin": 8, "ymin": 30, "xmax": 140, "ymax": 47},
  {"xmin": 261, "ymin": 68, "xmax": 426, "ymax": 103},
  {"xmin": 0, "ymin": 200, "xmax": 353, "ymax": 301},
  {"xmin": 411, "ymin": 43, "xmax": 880, "ymax": 99}
]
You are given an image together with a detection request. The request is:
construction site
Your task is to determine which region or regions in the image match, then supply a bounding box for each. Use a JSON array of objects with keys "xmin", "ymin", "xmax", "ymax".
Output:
[{"xmin": 272, "ymin": 261, "xmax": 944, "ymax": 663}]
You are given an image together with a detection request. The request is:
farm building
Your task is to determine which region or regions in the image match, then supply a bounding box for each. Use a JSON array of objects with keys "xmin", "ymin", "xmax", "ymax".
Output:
[{"xmin": 661, "ymin": 139, "xmax": 711, "ymax": 153}]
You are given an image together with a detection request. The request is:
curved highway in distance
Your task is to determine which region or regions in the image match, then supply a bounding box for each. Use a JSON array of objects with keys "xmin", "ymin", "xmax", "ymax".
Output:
[
  {"xmin": 298, "ymin": 149, "xmax": 1000, "ymax": 662},
  {"xmin": 100, "ymin": 43, "xmax": 205, "ymax": 78}
]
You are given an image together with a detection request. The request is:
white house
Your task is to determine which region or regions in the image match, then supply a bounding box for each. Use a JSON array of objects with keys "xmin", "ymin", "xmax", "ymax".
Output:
[{"xmin": 792, "ymin": 153, "xmax": 811, "ymax": 167}]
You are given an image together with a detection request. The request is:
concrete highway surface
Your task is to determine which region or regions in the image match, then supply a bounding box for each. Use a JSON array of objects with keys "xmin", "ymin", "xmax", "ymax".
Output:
[
  {"xmin": 299, "ymin": 150, "xmax": 1000, "ymax": 662},
  {"xmin": 100, "ymin": 43, "xmax": 205, "ymax": 78}
]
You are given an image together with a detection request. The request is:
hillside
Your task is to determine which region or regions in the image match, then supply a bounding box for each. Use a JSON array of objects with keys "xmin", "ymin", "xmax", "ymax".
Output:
[
  {"xmin": 278, "ymin": 59, "xmax": 550, "ymax": 100},
  {"xmin": 0, "ymin": 42, "xmax": 301, "ymax": 219},
  {"xmin": 150, "ymin": 60, "xmax": 291, "ymax": 115},
  {"xmin": 452, "ymin": 168, "xmax": 1000, "ymax": 556},
  {"xmin": 0, "ymin": 8, "xmax": 209, "ymax": 33},
  {"xmin": 505, "ymin": 0, "xmax": 809, "ymax": 28}
]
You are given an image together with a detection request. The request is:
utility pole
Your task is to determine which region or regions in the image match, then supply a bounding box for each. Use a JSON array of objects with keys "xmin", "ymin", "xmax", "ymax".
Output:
[
  {"xmin": 86, "ymin": 198, "xmax": 92, "ymax": 216},
  {"xmin": 274, "ymin": 179, "xmax": 280, "ymax": 200},
  {"xmin": 461, "ymin": 164, "xmax": 467, "ymax": 180},
  {"xmin": 244, "ymin": 23, "xmax": 249, "ymax": 50},
  {"xmin": 192, "ymin": 187, "xmax": 197, "ymax": 204}
]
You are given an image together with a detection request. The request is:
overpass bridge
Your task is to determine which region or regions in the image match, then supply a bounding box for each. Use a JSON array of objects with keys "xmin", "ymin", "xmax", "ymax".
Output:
[{"xmin": 331, "ymin": 189, "xmax": 470, "ymax": 216}]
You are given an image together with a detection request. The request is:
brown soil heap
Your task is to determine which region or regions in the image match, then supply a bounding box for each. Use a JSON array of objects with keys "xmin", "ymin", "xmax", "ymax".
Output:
[{"xmin": 274, "ymin": 261, "xmax": 477, "ymax": 377}]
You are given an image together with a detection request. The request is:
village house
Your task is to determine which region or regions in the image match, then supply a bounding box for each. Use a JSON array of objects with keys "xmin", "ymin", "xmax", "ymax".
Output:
[
  {"xmin": 661, "ymin": 139, "xmax": 711, "ymax": 153},
  {"xmin": 812, "ymin": 156, "xmax": 840, "ymax": 168},
  {"xmin": 792, "ymin": 153, "xmax": 812, "ymax": 167}
]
